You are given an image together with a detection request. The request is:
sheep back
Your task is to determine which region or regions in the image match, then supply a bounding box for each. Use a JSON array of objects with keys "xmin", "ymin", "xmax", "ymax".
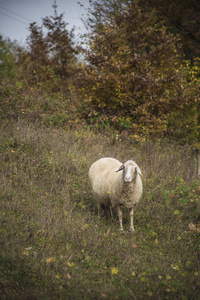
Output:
[{"xmin": 89, "ymin": 158, "xmax": 121, "ymax": 205}]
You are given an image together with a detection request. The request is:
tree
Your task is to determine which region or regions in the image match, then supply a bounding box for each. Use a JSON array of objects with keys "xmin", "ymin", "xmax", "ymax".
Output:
[
  {"xmin": 25, "ymin": 22, "xmax": 49, "ymax": 85},
  {"xmin": 43, "ymin": 1, "xmax": 77, "ymax": 79},
  {"xmin": 77, "ymin": 0, "xmax": 199, "ymax": 142},
  {"xmin": 140, "ymin": 0, "xmax": 200, "ymax": 60},
  {"xmin": 0, "ymin": 35, "xmax": 16, "ymax": 82},
  {"xmin": 17, "ymin": 1, "xmax": 77, "ymax": 90}
]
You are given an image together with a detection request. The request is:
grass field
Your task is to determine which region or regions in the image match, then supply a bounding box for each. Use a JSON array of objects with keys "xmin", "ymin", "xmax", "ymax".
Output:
[{"xmin": 1, "ymin": 119, "xmax": 200, "ymax": 299}]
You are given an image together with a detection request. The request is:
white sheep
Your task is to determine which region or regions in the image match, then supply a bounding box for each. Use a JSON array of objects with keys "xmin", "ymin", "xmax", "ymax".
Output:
[{"xmin": 89, "ymin": 157, "xmax": 143, "ymax": 232}]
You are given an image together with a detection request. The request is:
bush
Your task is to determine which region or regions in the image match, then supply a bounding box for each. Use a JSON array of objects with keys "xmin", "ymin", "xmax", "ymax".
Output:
[{"xmin": 76, "ymin": 0, "xmax": 200, "ymax": 143}]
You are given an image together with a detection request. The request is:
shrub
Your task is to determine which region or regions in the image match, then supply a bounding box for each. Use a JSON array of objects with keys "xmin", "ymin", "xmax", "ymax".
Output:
[{"xmin": 77, "ymin": 0, "xmax": 200, "ymax": 143}]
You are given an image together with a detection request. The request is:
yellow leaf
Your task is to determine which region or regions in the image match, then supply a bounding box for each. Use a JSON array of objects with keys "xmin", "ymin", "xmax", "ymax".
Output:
[
  {"xmin": 154, "ymin": 239, "xmax": 159, "ymax": 244},
  {"xmin": 171, "ymin": 264, "xmax": 179, "ymax": 271},
  {"xmin": 67, "ymin": 262, "xmax": 74, "ymax": 267},
  {"xmin": 111, "ymin": 267, "xmax": 118, "ymax": 275},
  {"xmin": 46, "ymin": 257, "xmax": 54, "ymax": 264}
]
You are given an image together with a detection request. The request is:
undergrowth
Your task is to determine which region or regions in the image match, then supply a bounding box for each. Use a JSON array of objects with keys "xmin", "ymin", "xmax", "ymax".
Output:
[{"xmin": 0, "ymin": 120, "xmax": 200, "ymax": 299}]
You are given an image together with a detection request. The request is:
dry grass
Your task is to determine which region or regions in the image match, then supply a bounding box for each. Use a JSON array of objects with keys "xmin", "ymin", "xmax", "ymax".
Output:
[{"xmin": 0, "ymin": 120, "xmax": 200, "ymax": 299}]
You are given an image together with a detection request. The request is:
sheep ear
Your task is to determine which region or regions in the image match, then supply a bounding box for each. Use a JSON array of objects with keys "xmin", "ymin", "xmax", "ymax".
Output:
[
  {"xmin": 116, "ymin": 164, "xmax": 125, "ymax": 172},
  {"xmin": 136, "ymin": 165, "xmax": 143, "ymax": 176}
]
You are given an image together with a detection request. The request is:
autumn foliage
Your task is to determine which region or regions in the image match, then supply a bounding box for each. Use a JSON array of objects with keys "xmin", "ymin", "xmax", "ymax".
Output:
[
  {"xmin": 77, "ymin": 0, "xmax": 200, "ymax": 143},
  {"xmin": 0, "ymin": 0, "xmax": 200, "ymax": 144}
]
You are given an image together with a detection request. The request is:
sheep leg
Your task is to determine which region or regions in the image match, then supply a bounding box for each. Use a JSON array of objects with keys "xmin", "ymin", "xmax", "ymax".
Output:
[
  {"xmin": 109, "ymin": 205, "xmax": 113, "ymax": 218},
  {"xmin": 117, "ymin": 206, "xmax": 123, "ymax": 231},
  {"xmin": 130, "ymin": 208, "xmax": 135, "ymax": 232},
  {"xmin": 96, "ymin": 198, "xmax": 101, "ymax": 216}
]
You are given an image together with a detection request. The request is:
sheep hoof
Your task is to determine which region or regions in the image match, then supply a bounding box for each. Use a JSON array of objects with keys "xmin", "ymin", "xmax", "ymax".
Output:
[{"xmin": 130, "ymin": 228, "xmax": 135, "ymax": 233}]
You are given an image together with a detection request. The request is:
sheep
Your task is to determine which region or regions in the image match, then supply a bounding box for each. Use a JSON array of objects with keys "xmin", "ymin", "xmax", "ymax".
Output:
[{"xmin": 89, "ymin": 157, "xmax": 143, "ymax": 232}]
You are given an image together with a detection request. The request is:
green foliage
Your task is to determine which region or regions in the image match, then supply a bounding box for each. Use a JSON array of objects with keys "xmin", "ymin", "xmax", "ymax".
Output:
[
  {"xmin": 0, "ymin": 35, "xmax": 16, "ymax": 81},
  {"xmin": 77, "ymin": 0, "xmax": 200, "ymax": 143},
  {"xmin": 0, "ymin": 84, "xmax": 81, "ymax": 127}
]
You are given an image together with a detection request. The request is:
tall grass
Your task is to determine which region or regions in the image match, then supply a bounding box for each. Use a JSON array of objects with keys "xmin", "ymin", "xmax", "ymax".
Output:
[{"xmin": 0, "ymin": 120, "xmax": 200, "ymax": 299}]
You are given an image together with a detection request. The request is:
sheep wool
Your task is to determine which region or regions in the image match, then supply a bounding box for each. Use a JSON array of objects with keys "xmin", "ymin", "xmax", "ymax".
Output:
[{"xmin": 89, "ymin": 157, "xmax": 143, "ymax": 231}]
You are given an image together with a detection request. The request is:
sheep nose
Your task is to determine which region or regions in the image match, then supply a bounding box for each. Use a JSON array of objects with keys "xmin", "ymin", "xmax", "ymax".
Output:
[{"xmin": 125, "ymin": 177, "xmax": 131, "ymax": 182}]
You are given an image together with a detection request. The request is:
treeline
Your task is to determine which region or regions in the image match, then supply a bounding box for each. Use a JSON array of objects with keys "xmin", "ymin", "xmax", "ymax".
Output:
[
  {"xmin": 1, "ymin": 2, "xmax": 77, "ymax": 92},
  {"xmin": 0, "ymin": 0, "xmax": 200, "ymax": 145}
]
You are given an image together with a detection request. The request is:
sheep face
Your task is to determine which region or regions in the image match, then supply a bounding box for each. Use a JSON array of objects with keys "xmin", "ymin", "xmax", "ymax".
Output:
[{"xmin": 116, "ymin": 161, "xmax": 142, "ymax": 183}]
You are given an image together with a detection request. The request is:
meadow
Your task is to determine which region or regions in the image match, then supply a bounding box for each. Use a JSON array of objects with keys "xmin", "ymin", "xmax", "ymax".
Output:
[{"xmin": 1, "ymin": 116, "xmax": 200, "ymax": 299}]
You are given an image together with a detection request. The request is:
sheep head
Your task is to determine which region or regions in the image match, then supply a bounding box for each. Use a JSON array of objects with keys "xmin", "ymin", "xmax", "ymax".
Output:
[{"xmin": 116, "ymin": 160, "xmax": 142, "ymax": 183}]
